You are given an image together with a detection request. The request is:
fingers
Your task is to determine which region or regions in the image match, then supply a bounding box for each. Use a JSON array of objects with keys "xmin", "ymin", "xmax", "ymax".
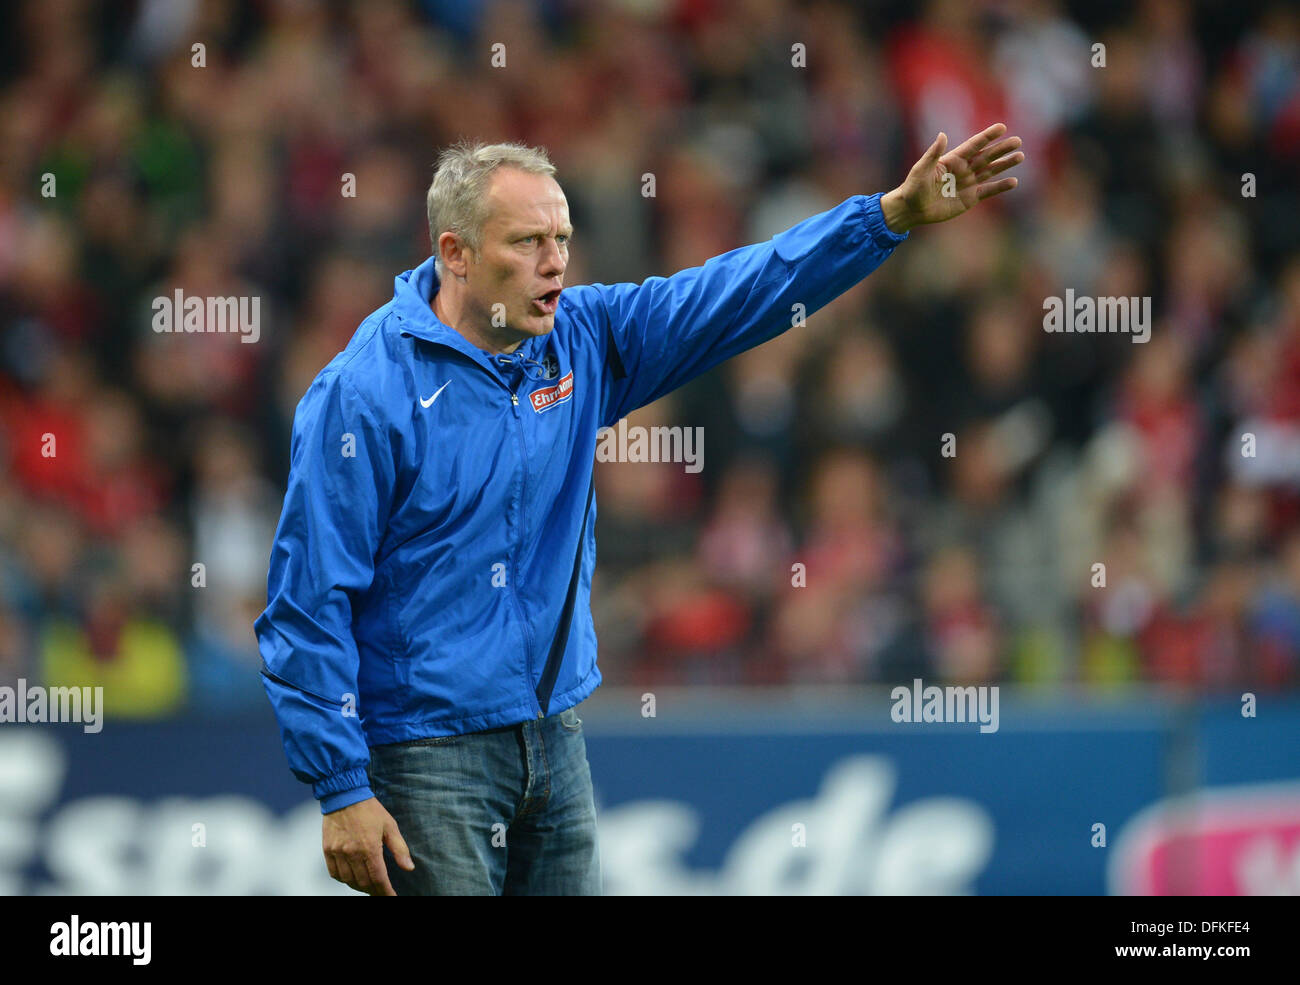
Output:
[
  {"xmin": 968, "ymin": 135, "xmax": 1022, "ymax": 173},
  {"xmin": 326, "ymin": 849, "xmax": 396, "ymax": 895},
  {"xmin": 332, "ymin": 853, "xmax": 360, "ymax": 892},
  {"xmin": 948, "ymin": 122, "xmax": 1008, "ymax": 163},
  {"xmin": 923, "ymin": 131, "xmax": 948, "ymax": 166},
  {"xmin": 976, "ymin": 176, "xmax": 1019, "ymax": 201},
  {"xmin": 384, "ymin": 819, "xmax": 416, "ymax": 872},
  {"xmin": 910, "ymin": 131, "xmax": 948, "ymax": 181},
  {"xmin": 974, "ymin": 151, "xmax": 1025, "ymax": 182},
  {"xmin": 363, "ymin": 852, "xmax": 397, "ymax": 896}
]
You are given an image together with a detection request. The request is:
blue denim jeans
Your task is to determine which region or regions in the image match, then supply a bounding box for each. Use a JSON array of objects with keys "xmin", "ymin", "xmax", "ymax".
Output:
[{"xmin": 366, "ymin": 704, "xmax": 602, "ymax": 895}]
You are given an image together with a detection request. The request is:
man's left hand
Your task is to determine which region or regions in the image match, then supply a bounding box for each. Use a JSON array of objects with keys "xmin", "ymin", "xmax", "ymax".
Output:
[{"xmin": 880, "ymin": 123, "xmax": 1024, "ymax": 233}]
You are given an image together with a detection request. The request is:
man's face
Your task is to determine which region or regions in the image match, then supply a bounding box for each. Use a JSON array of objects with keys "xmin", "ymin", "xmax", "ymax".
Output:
[{"xmin": 463, "ymin": 168, "xmax": 571, "ymax": 350}]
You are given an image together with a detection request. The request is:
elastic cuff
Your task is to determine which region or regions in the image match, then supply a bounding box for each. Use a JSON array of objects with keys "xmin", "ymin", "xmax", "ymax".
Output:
[
  {"xmin": 313, "ymin": 766, "xmax": 371, "ymax": 801},
  {"xmin": 320, "ymin": 785, "xmax": 374, "ymax": 815},
  {"xmin": 863, "ymin": 192, "xmax": 910, "ymax": 248}
]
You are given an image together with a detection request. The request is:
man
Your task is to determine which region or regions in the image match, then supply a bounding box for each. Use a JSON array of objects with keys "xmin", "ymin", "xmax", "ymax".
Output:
[{"xmin": 254, "ymin": 126, "xmax": 1024, "ymax": 896}]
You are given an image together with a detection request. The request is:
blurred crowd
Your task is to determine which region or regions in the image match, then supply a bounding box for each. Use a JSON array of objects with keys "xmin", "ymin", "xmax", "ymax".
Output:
[{"xmin": 1, "ymin": 0, "xmax": 1299, "ymax": 719}]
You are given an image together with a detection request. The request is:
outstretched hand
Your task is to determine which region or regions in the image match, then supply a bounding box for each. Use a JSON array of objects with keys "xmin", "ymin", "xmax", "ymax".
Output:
[{"xmin": 880, "ymin": 123, "xmax": 1024, "ymax": 233}]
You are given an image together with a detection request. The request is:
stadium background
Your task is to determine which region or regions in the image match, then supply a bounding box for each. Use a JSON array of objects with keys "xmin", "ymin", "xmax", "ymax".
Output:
[{"xmin": 1, "ymin": 0, "xmax": 1298, "ymax": 894}]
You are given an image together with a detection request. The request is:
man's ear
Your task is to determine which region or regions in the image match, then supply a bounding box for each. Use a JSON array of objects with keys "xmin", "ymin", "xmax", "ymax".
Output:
[{"xmin": 438, "ymin": 232, "xmax": 472, "ymax": 282}]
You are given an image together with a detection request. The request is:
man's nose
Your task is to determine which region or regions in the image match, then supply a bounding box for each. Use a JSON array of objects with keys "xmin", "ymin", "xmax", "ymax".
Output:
[{"xmin": 538, "ymin": 239, "xmax": 566, "ymax": 276}]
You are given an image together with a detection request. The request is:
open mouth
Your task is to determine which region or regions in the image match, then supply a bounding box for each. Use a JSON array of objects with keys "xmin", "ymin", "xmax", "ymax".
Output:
[{"xmin": 533, "ymin": 288, "xmax": 561, "ymax": 314}]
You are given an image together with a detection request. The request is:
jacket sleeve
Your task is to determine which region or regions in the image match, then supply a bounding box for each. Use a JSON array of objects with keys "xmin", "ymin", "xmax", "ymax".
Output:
[
  {"xmin": 254, "ymin": 370, "xmax": 396, "ymax": 814},
  {"xmin": 594, "ymin": 192, "xmax": 908, "ymax": 427}
]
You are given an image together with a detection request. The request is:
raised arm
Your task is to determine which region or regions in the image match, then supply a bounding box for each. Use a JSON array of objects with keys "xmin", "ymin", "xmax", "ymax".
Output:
[
  {"xmin": 591, "ymin": 123, "xmax": 1024, "ymax": 426},
  {"xmin": 593, "ymin": 191, "xmax": 908, "ymax": 426}
]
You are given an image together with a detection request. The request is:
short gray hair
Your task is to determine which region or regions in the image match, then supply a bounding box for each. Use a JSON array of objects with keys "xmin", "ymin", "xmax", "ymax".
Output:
[{"xmin": 427, "ymin": 139, "xmax": 557, "ymax": 278}]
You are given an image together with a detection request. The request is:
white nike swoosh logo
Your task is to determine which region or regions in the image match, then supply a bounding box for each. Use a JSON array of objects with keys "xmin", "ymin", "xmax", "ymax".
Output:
[{"xmin": 420, "ymin": 380, "xmax": 452, "ymax": 408}]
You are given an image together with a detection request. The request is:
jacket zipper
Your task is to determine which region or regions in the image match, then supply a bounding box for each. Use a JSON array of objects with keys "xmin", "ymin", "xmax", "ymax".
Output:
[
  {"xmin": 508, "ymin": 388, "xmax": 543, "ymax": 718},
  {"xmin": 418, "ymin": 342, "xmax": 545, "ymax": 720}
]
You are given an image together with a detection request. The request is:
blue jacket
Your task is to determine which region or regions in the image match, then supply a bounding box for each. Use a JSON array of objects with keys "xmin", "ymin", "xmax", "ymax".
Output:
[{"xmin": 254, "ymin": 192, "xmax": 908, "ymax": 813}]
